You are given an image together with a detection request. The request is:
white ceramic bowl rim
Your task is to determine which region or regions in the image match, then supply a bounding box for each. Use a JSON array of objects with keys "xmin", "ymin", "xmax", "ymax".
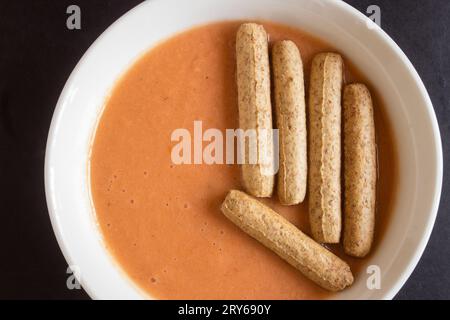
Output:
[{"xmin": 45, "ymin": 0, "xmax": 443, "ymax": 300}]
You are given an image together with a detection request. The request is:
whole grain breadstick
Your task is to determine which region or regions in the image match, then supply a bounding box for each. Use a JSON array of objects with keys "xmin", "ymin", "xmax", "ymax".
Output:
[
  {"xmin": 221, "ymin": 190, "xmax": 354, "ymax": 292},
  {"xmin": 343, "ymin": 84, "xmax": 377, "ymax": 258},
  {"xmin": 308, "ymin": 53, "xmax": 343, "ymax": 244},
  {"xmin": 272, "ymin": 40, "xmax": 307, "ymax": 205},
  {"xmin": 236, "ymin": 23, "xmax": 274, "ymax": 198}
]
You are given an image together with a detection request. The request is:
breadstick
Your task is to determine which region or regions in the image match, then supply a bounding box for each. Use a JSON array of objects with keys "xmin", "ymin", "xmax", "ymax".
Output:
[
  {"xmin": 343, "ymin": 84, "xmax": 377, "ymax": 258},
  {"xmin": 272, "ymin": 40, "xmax": 307, "ymax": 205},
  {"xmin": 308, "ymin": 53, "xmax": 343, "ymax": 244},
  {"xmin": 221, "ymin": 190, "xmax": 354, "ymax": 292},
  {"xmin": 236, "ymin": 23, "xmax": 274, "ymax": 198}
]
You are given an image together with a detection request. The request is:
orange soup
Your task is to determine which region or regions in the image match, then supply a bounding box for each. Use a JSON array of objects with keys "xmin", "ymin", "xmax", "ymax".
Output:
[{"xmin": 90, "ymin": 21, "xmax": 397, "ymax": 299}]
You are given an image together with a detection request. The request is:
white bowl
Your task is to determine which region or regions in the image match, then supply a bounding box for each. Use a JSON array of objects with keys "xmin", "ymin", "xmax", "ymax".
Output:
[{"xmin": 45, "ymin": 0, "xmax": 443, "ymax": 300}]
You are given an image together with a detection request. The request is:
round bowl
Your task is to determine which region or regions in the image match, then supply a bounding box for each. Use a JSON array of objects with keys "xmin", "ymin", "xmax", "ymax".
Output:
[{"xmin": 45, "ymin": 0, "xmax": 443, "ymax": 299}]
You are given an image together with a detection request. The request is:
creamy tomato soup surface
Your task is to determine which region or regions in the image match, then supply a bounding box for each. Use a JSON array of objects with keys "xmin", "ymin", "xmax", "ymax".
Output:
[{"xmin": 90, "ymin": 21, "xmax": 398, "ymax": 299}]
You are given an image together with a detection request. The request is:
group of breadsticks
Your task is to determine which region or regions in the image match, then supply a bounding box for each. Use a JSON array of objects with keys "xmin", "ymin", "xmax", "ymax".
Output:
[{"xmin": 220, "ymin": 23, "xmax": 377, "ymax": 292}]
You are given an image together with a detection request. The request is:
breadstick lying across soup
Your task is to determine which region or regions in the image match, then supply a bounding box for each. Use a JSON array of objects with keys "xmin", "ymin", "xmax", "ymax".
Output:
[
  {"xmin": 221, "ymin": 190, "xmax": 354, "ymax": 292},
  {"xmin": 308, "ymin": 53, "xmax": 343, "ymax": 244},
  {"xmin": 343, "ymin": 84, "xmax": 377, "ymax": 258},
  {"xmin": 235, "ymin": 23, "xmax": 274, "ymax": 198},
  {"xmin": 272, "ymin": 40, "xmax": 307, "ymax": 205}
]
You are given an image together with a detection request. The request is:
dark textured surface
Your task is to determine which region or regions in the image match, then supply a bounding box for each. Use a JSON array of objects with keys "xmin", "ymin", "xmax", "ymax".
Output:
[{"xmin": 0, "ymin": 0, "xmax": 448, "ymax": 300}]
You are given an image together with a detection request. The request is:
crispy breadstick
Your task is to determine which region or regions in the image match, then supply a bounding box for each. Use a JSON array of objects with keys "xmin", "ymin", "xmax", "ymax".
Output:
[
  {"xmin": 221, "ymin": 190, "xmax": 354, "ymax": 292},
  {"xmin": 272, "ymin": 40, "xmax": 307, "ymax": 205},
  {"xmin": 343, "ymin": 84, "xmax": 377, "ymax": 258},
  {"xmin": 236, "ymin": 23, "xmax": 274, "ymax": 198},
  {"xmin": 308, "ymin": 53, "xmax": 343, "ymax": 244}
]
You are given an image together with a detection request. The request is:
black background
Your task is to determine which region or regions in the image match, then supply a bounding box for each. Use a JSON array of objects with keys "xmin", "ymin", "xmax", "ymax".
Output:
[{"xmin": 0, "ymin": 0, "xmax": 448, "ymax": 300}]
